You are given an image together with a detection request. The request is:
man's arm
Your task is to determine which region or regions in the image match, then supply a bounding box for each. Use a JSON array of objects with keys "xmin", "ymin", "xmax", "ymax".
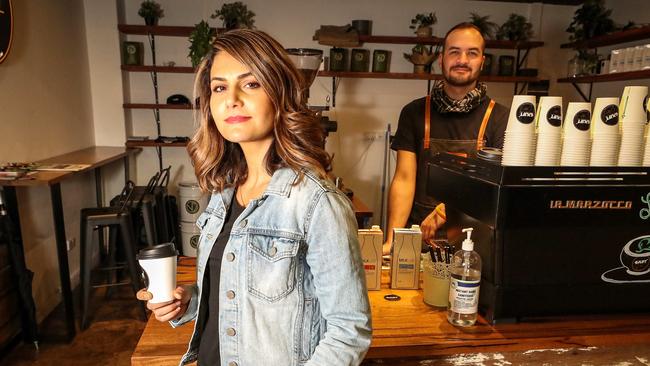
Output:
[{"xmin": 383, "ymin": 150, "xmax": 417, "ymax": 255}]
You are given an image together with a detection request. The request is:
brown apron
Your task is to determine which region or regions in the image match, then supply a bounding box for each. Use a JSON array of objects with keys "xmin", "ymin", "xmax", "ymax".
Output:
[{"xmin": 410, "ymin": 95, "xmax": 495, "ymax": 226}]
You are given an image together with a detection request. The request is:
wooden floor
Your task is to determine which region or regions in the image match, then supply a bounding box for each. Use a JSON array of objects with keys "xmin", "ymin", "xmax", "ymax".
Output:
[{"xmin": 0, "ymin": 286, "xmax": 146, "ymax": 366}]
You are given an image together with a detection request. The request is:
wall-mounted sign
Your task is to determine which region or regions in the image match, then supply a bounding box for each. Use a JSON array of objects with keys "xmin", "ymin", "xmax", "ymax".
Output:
[{"xmin": 0, "ymin": 0, "xmax": 13, "ymax": 64}]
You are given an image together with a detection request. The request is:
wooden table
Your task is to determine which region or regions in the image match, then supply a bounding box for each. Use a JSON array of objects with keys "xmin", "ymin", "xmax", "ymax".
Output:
[
  {"xmin": 132, "ymin": 257, "xmax": 650, "ymax": 365},
  {"xmin": 0, "ymin": 146, "xmax": 140, "ymax": 340}
]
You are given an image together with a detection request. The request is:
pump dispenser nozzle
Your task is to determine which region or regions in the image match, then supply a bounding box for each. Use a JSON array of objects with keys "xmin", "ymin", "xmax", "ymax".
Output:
[{"xmin": 461, "ymin": 227, "xmax": 474, "ymax": 251}]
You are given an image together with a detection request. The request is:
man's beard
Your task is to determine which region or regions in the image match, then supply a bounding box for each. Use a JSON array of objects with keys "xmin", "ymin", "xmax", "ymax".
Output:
[{"xmin": 442, "ymin": 61, "xmax": 480, "ymax": 87}]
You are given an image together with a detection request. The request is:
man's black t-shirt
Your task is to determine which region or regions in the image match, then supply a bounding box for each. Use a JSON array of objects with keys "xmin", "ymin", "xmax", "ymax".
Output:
[
  {"xmin": 391, "ymin": 96, "xmax": 508, "ymax": 159},
  {"xmin": 197, "ymin": 197, "xmax": 245, "ymax": 366}
]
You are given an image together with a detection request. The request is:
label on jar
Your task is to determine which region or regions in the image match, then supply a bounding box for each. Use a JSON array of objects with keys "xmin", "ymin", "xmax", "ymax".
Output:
[{"xmin": 449, "ymin": 277, "xmax": 480, "ymax": 314}]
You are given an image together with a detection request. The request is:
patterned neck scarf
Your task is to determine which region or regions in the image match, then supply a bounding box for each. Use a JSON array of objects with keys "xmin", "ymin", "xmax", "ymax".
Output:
[{"xmin": 430, "ymin": 81, "xmax": 487, "ymax": 114}]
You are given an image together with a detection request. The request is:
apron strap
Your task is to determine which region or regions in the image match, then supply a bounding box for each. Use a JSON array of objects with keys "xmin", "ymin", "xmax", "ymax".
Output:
[
  {"xmin": 476, "ymin": 99, "xmax": 496, "ymax": 151},
  {"xmin": 424, "ymin": 95, "xmax": 431, "ymax": 150}
]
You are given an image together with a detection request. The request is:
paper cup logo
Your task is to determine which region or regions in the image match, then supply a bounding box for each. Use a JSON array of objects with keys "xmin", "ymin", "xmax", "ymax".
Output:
[
  {"xmin": 573, "ymin": 110, "xmax": 591, "ymax": 131},
  {"xmin": 601, "ymin": 104, "xmax": 619, "ymax": 126},
  {"xmin": 126, "ymin": 44, "xmax": 137, "ymax": 54},
  {"xmin": 516, "ymin": 102, "xmax": 535, "ymax": 124},
  {"xmin": 354, "ymin": 53, "xmax": 363, "ymax": 61},
  {"xmin": 185, "ymin": 200, "xmax": 200, "ymax": 214},
  {"xmin": 377, "ymin": 54, "xmax": 386, "ymax": 62},
  {"xmin": 190, "ymin": 235, "xmax": 200, "ymax": 249},
  {"xmin": 334, "ymin": 53, "xmax": 343, "ymax": 61},
  {"xmin": 546, "ymin": 105, "xmax": 562, "ymax": 127}
]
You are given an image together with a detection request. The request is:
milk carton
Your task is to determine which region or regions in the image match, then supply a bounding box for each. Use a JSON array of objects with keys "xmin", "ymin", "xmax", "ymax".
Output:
[
  {"xmin": 390, "ymin": 225, "xmax": 422, "ymax": 289},
  {"xmin": 357, "ymin": 225, "xmax": 383, "ymax": 290}
]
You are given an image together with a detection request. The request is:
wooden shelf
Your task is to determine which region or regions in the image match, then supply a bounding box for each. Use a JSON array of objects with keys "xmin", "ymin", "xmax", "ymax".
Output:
[
  {"xmin": 121, "ymin": 65, "xmax": 194, "ymax": 73},
  {"xmin": 318, "ymin": 71, "xmax": 539, "ymax": 83},
  {"xmin": 557, "ymin": 69, "xmax": 650, "ymax": 83},
  {"xmin": 474, "ymin": 0, "xmax": 583, "ymax": 4},
  {"xmin": 356, "ymin": 35, "xmax": 543, "ymax": 49},
  {"xmin": 126, "ymin": 140, "xmax": 188, "ymax": 148},
  {"xmin": 123, "ymin": 103, "xmax": 193, "ymax": 110},
  {"xmin": 560, "ymin": 25, "xmax": 650, "ymax": 49},
  {"xmin": 118, "ymin": 24, "xmax": 218, "ymax": 37}
]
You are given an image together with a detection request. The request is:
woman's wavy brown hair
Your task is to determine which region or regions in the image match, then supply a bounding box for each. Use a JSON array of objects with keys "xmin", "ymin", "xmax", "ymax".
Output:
[{"xmin": 188, "ymin": 29, "xmax": 331, "ymax": 193}]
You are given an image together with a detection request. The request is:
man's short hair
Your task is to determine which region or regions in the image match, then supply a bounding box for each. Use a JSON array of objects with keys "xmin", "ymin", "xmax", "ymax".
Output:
[{"xmin": 442, "ymin": 22, "xmax": 486, "ymax": 52}]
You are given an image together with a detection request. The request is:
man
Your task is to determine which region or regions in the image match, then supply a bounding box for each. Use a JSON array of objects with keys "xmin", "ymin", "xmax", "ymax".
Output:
[{"xmin": 383, "ymin": 23, "xmax": 508, "ymax": 254}]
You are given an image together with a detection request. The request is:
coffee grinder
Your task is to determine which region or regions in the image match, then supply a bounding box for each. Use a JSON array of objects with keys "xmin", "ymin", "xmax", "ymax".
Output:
[{"xmin": 286, "ymin": 48, "xmax": 337, "ymax": 143}]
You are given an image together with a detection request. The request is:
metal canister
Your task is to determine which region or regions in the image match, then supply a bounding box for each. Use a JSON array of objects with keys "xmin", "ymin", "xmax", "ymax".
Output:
[
  {"xmin": 372, "ymin": 50, "xmax": 390, "ymax": 73},
  {"xmin": 329, "ymin": 48, "xmax": 349, "ymax": 72},
  {"xmin": 351, "ymin": 49, "xmax": 370, "ymax": 72}
]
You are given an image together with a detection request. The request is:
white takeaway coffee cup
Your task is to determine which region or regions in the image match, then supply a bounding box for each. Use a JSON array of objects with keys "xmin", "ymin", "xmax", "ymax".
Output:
[{"xmin": 137, "ymin": 243, "xmax": 178, "ymax": 303}]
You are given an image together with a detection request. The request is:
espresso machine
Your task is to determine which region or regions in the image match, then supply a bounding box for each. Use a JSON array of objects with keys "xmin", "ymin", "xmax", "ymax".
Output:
[
  {"xmin": 427, "ymin": 153, "xmax": 650, "ymax": 323},
  {"xmin": 285, "ymin": 48, "xmax": 337, "ymax": 141}
]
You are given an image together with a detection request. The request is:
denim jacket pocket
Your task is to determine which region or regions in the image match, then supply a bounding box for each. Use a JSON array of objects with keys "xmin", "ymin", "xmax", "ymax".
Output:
[
  {"xmin": 299, "ymin": 298, "xmax": 319, "ymax": 362},
  {"xmin": 247, "ymin": 235, "xmax": 300, "ymax": 302}
]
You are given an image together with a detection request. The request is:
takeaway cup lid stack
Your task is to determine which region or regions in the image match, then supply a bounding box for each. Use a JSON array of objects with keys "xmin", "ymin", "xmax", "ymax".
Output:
[{"xmin": 502, "ymin": 95, "xmax": 537, "ymax": 166}]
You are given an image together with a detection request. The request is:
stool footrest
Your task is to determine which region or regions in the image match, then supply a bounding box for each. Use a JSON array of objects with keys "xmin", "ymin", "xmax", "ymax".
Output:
[
  {"xmin": 92, "ymin": 281, "xmax": 132, "ymax": 289},
  {"xmin": 96, "ymin": 265, "xmax": 127, "ymax": 271}
]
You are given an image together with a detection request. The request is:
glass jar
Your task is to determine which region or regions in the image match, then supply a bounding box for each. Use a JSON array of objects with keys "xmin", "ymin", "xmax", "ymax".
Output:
[{"xmin": 568, "ymin": 54, "xmax": 585, "ymax": 77}]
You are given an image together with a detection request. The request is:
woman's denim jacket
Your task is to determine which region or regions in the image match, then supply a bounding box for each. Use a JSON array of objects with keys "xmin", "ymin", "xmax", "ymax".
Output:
[{"xmin": 170, "ymin": 168, "xmax": 372, "ymax": 366}]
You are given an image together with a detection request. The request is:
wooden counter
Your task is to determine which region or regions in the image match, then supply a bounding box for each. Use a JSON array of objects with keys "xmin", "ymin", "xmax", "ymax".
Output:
[{"xmin": 132, "ymin": 257, "xmax": 650, "ymax": 365}]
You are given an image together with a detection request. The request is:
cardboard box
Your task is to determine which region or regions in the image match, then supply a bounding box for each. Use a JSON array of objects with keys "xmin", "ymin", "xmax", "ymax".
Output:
[
  {"xmin": 358, "ymin": 226, "xmax": 383, "ymax": 290},
  {"xmin": 390, "ymin": 226, "xmax": 422, "ymax": 289}
]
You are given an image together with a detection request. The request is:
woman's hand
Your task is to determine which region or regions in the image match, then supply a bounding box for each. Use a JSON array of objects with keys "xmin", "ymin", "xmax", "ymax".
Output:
[{"xmin": 136, "ymin": 285, "xmax": 192, "ymax": 322}]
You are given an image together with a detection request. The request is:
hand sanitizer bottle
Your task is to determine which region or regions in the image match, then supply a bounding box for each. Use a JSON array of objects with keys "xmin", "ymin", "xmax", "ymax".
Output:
[{"xmin": 447, "ymin": 228, "xmax": 482, "ymax": 327}]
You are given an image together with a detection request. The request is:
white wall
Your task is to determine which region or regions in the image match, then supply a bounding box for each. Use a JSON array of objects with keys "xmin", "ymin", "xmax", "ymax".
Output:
[
  {"xmin": 0, "ymin": 0, "xmax": 96, "ymax": 321},
  {"xmin": 115, "ymin": 0, "xmax": 542, "ymax": 219}
]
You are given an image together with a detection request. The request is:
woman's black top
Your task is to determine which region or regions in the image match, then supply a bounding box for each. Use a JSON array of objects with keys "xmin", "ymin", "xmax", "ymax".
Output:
[{"xmin": 197, "ymin": 197, "xmax": 245, "ymax": 366}]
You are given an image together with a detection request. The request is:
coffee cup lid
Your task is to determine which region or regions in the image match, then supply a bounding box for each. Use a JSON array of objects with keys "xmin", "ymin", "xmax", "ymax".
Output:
[{"xmin": 137, "ymin": 243, "xmax": 178, "ymax": 260}]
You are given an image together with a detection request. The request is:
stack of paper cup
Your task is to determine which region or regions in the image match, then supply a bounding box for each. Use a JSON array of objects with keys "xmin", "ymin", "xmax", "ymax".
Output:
[
  {"xmin": 502, "ymin": 95, "xmax": 537, "ymax": 166},
  {"xmin": 590, "ymin": 97, "xmax": 620, "ymax": 166},
  {"xmin": 643, "ymin": 95, "xmax": 650, "ymax": 166},
  {"xmin": 618, "ymin": 86, "xmax": 648, "ymax": 166},
  {"xmin": 534, "ymin": 96, "xmax": 563, "ymax": 166},
  {"xmin": 560, "ymin": 102, "xmax": 592, "ymax": 166}
]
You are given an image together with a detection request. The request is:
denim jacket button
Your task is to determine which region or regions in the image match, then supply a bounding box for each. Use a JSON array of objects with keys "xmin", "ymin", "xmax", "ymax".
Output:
[
  {"xmin": 239, "ymin": 219, "xmax": 248, "ymax": 228},
  {"xmin": 268, "ymin": 246, "xmax": 277, "ymax": 257},
  {"xmin": 226, "ymin": 290, "xmax": 235, "ymax": 299},
  {"xmin": 228, "ymin": 362, "xmax": 238, "ymax": 366},
  {"xmin": 226, "ymin": 252, "xmax": 235, "ymax": 262},
  {"xmin": 226, "ymin": 328, "xmax": 236, "ymax": 336}
]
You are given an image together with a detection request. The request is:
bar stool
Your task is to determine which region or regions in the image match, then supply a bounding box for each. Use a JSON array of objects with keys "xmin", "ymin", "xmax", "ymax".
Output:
[
  {"xmin": 110, "ymin": 174, "xmax": 160, "ymax": 247},
  {"xmin": 79, "ymin": 183, "xmax": 146, "ymax": 330}
]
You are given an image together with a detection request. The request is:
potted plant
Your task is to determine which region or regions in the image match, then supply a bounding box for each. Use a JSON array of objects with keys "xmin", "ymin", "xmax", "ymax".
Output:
[
  {"xmin": 566, "ymin": 0, "xmax": 615, "ymax": 43},
  {"xmin": 409, "ymin": 12, "xmax": 437, "ymax": 37},
  {"xmin": 404, "ymin": 44, "xmax": 436, "ymax": 73},
  {"xmin": 138, "ymin": 0, "xmax": 164, "ymax": 26},
  {"xmin": 469, "ymin": 12, "xmax": 498, "ymax": 39},
  {"xmin": 496, "ymin": 13, "xmax": 534, "ymax": 42},
  {"xmin": 211, "ymin": 1, "xmax": 255, "ymax": 31},
  {"xmin": 188, "ymin": 21, "xmax": 216, "ymax": 68}
]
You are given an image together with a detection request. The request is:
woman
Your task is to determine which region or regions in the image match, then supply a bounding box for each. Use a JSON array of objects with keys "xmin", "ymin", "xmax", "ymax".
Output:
[{"xmin": 138, "ymin": 29, "xmax": 371, "ymax": 366}]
